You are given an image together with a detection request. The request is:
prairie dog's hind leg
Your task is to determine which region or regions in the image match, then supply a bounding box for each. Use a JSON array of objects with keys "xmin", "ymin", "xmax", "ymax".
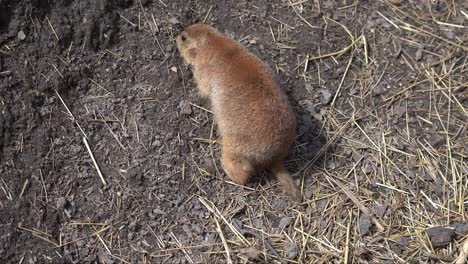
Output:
[{"xmin": 221, "ymin": 149, "xmax": 255, "ymax": 185}]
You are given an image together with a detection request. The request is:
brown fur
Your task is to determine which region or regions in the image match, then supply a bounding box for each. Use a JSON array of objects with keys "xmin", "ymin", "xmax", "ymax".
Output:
[{"xmin": 176, "ymin": 24, "xmax": 301, "ymax": 201}]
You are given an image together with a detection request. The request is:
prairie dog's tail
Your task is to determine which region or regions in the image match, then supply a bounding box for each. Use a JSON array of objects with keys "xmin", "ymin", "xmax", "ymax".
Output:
[{"xmin": 271, "ymin": 163, "xmax": 302, "ymax": 202}]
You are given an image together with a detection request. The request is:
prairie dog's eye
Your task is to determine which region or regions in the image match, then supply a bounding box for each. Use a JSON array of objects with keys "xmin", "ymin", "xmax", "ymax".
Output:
[{"xmin": 181, "ymin": 34, "xmax": 187, "ymax": 41}]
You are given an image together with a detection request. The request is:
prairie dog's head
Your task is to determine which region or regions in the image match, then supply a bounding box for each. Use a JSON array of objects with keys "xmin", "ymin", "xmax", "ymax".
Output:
[{"xmin": 176, "ymin": 24, "xmax": 218, "ymax": 65}]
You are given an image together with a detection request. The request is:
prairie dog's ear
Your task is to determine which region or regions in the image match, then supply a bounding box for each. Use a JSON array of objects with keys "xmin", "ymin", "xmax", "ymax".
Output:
[{"xmin": 196, "ymin": 30, "xmax": 214, "ymax": 48}]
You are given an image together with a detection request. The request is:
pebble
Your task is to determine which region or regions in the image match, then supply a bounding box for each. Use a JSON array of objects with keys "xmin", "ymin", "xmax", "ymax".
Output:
[
  {"xmin": 428, "ymin": 134, "xmax": 445, "ymax": 147},
  {"xmin": 454, "ymin": 223, "xmax": 468, "ymax": 237},
  {"xmin": 427, "ymin": 226, "xmax": 454, "ymax": 247},
  {"xmin": 178, "ymin": 100, "xmax": 192, "ymax": 115},
  {"xmin": 358, "ymin": 214, "xmax": 372, "ymax": 236},
  {"xmin": 319, "ymin": 88, "xmax": 332, "ymax": 105},
  {"xmin": 305, "ymin": 189, "xmax": 313, "ymax": 199},
  {"xmin": 374, "ymin": 203, "xmax": 389, "ymax": 218},
  {"xmin": 168, "ymin": 16, "xmax": 180, "ymax": 25},
  {"xmin": 283, "ymin": 241, "xmax": 299, "ymax": 259},
  {"xmin": 18, "ymin": 30, "xmax": 26, "ymax": 40},
  {"xmin": 56, "ymin": 197, "xmax": 67, "ymax": 209},
  {"xmin": 278, "ymin": 217, "xmax": 293, "ymax": 229}
]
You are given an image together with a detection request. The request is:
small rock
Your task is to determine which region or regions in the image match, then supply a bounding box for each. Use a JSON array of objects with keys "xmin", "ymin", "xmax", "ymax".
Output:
[
  {"xmin": 316, "ymin": 199, "xmax": 328, "ymax": 210},
  {"xmin": 453, "ymin": 223, "xmax": 468, "ymax": 237},
  {"xmin": 283, "ymin": 241, "xmax": 298, "ymax": 259},
  {"xmin": 204, "ymin": 232, "xmax": 216, "ymax": 243},
  {"xmin": 415, "ymin": 47, "xmax": 423, "ymax": 61},
  {"xmin": 358, "ymin": 214, "xmax": 372, "ymax": 236},
  {"xmin": 239, "ymin": 247, "xmax": 261, "ymax": 260},
  {"xmin": 307, "ymin": 104, "xmax": 321, "ymax": 120},
  {"xmin": 389, "ymin": 241, "xmax": 404, "ymax": 254},
  {"xmin": 170, "ymin": 66, "xmax": 177, "ymax": 73},
  {"xmin": 374, "ymin": 203, "xmax": 389, "ymax": 218},
  {"xmin": 153, "ymin": 208, "xmax": 166, "ymax": 215},
  {"xmin": 56, "ymin": 197, "xmax": 67, "ymax": 209},
  {"xmin": 443, "ymin": 31, "xmax": 455, "ymax": 39},
  {"xmin": 427, "ymin": 226, "xmax": 454, "ymax": 247},
  {"xmin": 326, "ymin": 160, "xmax": 336, "ymax": 170},
  {"xmin": 178, "ymin": 100, "xmax": 192, "ymax": 115},
  {"xmin": 18, "ymin": 30, "xmax": 26, "ymax": 40},
  {"xmin": 129, "ymin": 221, "xmax": 139, "ymax": 232},
  {"xmin": 304, "ymin": 189, "xmax": 313, "ymax": 199},
  {"xmin": 405, "ymin": 170, "xmax": 415, "ymax": 178},
  {"xmin": 319, "ymin": 89, "xmax": 332, "ymax": 105},
  {"xmin": 252, "ymin": 218, "xmax": 263, "ymax": 229},
  {"xmin": 97, "ymin": 250, "xmax": 114, "ymax": 264},
  {"xmin": 396, "ymin": 236, "xmax": 409, "ymax": 247},
  {"xmin": 393, "ymin": 105, "xmax": 406, "ymax": 118},
  {"xmin": 363, "ymin": 162, "xmax": 373, "ymax": 174},
  {"xmin": 428, "ymin": 134, "xmax": 445, "ymax": 147},
  {"xmin": 278, "ymin": 217, "xmax": 293, "ymax": 230},
  {"xmin": 152, "ymin": 140, "xmax": 162, "ymax": 147},
  {"xmin": 191, "ymin": 224, "xmax": 202, "ymax": 234},
  {"xmin": 323, "ymin": 0, "xmax": 334, "ymax": 8},
  {"xmin": 168, "ymin": 16, "xmax": 180, "ymax": 25}
]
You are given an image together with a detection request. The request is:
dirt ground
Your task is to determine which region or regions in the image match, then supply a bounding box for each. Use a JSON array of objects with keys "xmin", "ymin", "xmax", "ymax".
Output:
[{"xmin": 1, "ymin": 0, "xmax": 467, "ymax": 263}]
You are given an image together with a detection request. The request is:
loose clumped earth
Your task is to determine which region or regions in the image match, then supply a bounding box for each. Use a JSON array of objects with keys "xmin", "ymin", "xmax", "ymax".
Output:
[{"xmin": 0, "ymin": 0, "xmax": 467, "ymax": 263}]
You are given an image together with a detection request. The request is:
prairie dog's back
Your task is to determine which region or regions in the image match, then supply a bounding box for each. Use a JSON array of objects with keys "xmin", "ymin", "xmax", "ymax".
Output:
[{"xmin": 193, "ymin": 33, "xmax": 296, "ymax": 165}]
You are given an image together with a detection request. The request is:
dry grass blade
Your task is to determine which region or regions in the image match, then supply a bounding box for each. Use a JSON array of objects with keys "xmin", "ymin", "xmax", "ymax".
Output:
[
  {"xmin": 287, "ymin": 0, "xmax": 319, "ymax": 30},
  {"xmin": 54, "ymin": 89, "xmax": 88, "ymax": 139},
  {"xmin": 214, "ymin": 218, "xmax": 233, "ymax": 264},
  {"xmin": 198, "ymin": 197, "xmax": 250, "ymax": 245},
  {"xmin": 170, "ymin": 232, "xmax": 194, "ymax": 264},
  {"xmin": 455, "ymin": 238, "xmax": 468, "ymax": 264},
  {"xmin": 17, "ymin": 227, "xmax": 59, "ymax": 247},
  {"xmin": 83, "ymin": 137, "xmax": 107, "ymax": 186}
]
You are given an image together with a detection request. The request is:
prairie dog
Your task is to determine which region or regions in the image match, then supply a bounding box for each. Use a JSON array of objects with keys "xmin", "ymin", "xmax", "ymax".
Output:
[{"xmin": 176, "ymin": 24, "xmax": 301, "ymax": 201}]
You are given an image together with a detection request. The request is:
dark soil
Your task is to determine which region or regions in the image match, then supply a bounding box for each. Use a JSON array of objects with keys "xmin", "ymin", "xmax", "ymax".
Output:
[{"xmin": 1, "ymin": 0, "xmax": 467, "ymax": 263}]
